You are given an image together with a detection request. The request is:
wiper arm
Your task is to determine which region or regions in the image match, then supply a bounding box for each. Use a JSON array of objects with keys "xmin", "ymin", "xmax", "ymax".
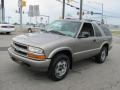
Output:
[
  {"xmin": 40, "ymin": 29, "xmax": 48, "ymax": 32},
  {"xmin": 48, "ymin": 30, "xmax": 66, "ymax": 36}
]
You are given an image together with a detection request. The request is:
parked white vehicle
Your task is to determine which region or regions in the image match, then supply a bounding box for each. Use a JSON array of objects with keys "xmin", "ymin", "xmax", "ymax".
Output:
[
  {"xmin": 25, "ymin": 23, "xmax": 46, "ymax": 33},
  {"xmin": 0, "ymin": 24, "xmax": 15, "ymax": 34}
]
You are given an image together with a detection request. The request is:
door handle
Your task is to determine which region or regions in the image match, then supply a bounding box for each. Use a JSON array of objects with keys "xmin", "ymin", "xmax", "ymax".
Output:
[{"xmin": 93, "ymin": 39, "xmax": 97, "ymax": 42}]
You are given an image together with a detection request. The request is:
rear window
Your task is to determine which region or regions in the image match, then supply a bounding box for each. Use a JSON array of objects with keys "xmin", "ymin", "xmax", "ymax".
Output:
[{"xmin": 100, "ymin": 25, "xmax": 112, "ymax": 36}]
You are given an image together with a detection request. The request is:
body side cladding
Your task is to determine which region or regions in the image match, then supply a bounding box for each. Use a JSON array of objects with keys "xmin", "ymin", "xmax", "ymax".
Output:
[
  {"xmin": 48, "ymin": 47, "xmax": 73, "ymax": 59},
  {"xmin": 100, "ymin": 41, "xmax": 109, "ymax": 50}
]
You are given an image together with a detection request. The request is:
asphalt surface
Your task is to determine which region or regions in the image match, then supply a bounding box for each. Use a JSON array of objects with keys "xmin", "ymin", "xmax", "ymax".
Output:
[{"xmin": 0, "ymin": 32, "xmax": 120, "ymax": 90}]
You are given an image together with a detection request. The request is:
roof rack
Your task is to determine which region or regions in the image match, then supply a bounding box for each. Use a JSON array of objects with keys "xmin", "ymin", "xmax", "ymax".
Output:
[
  {"xmin": 65, "ymin": 17, "xmax": 79, "ymax": 20},
  {"xmin": 64, "ymin": 18, "xmax": 102, "ymax": 24},
  {"xmin": 83, "ymin": 19, "xmax": 102, "ymax": 25},
  {"xmin": 84, "ymin": 19, "xmax": 101, "ymax": 23}
]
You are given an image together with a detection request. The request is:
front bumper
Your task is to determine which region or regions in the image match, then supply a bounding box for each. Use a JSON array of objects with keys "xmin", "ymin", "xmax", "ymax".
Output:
[
  {"xmin": 0, "ymin": 28, "xmax": 15, "ymax": 32},
  {"xmin": 8, "ymin": 47, "xmax": 51, "ymax": 71}
]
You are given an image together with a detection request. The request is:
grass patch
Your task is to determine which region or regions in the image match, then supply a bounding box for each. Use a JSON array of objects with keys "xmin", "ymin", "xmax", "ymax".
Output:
[{"xmin": 112, "ymin": 31, "xmax": 120, "ymax": 36}]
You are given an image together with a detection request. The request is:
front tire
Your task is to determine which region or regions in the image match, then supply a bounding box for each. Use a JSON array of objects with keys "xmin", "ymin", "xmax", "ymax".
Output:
[
  {"xmin": 48, "ymin": 54, "xmax": 70, "ymax": 81},
  {"xmin": 95, "ymin": 46, "xmax": 108, "ymax": 64},
  {"xmin": 6, "ymin": 32, "xmax": 10, "ymax": 34}
]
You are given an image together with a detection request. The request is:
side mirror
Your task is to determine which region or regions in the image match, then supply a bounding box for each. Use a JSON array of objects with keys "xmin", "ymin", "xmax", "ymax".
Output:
[
  {"xmin": 84, "ymin": 33, "xmax": 89, "ymax": 38},
  {"xmin": 78, "ymin": 33, "xmax": 90, "ymax": 38}
]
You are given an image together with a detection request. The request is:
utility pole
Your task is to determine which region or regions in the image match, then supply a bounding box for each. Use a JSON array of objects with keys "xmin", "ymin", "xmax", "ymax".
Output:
[
  {"xmin": 101, "ymin": 3, "xmax": 104, "ymax": 24},
  {"xmin": 79, "ymin": 0, "xmax": 83, "ymax": 20},
  {"xmin": 1, "ymin": 0, "xmax": 5, "ymax": 23},
  {"xmin": 62, "ymin": 0, "xmax": 65, "ymax": 19},
  {"xmin": 19, "ymin": 0, "xmax": 23, "ymax": 27}
]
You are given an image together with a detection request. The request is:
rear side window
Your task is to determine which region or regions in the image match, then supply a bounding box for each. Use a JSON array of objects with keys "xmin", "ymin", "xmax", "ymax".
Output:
[
  {"xmin": 93, "ymin": 24, "xmax": 102, "ymax": 37},
  {"xmin": 100, "ymin": 25, "xmax": 112, "ymax": 36}
]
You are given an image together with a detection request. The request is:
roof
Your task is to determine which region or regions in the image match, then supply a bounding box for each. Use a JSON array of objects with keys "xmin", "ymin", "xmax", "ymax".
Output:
[{"xmin": 58, "ymin": 18, "xmax": 101, "ymax": 24}]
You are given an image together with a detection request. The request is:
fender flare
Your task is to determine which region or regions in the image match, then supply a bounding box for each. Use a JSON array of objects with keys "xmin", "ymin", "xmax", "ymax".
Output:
[
  {"xmin": 48, "ymin": 47, "xmax": 73, "ymax": 59},
  {"xmin": 100, "ymin": 41, "xmax": 109, "ymax": 50}
]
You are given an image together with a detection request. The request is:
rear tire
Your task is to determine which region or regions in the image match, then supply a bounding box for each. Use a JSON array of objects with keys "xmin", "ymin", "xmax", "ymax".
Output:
[
  {"xmin": 48, "ymin": 54, "xmax": 70, "ymax": 81},
  {"xmin": 28, "ymin": 28, "xmax": 32, "ymax": 33},
  {"xmin": 95, "ymin": 46, "xmax": 108, "ymax": 64}
]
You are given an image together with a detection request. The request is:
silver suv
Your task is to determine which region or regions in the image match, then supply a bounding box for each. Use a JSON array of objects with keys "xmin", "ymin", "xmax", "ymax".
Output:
[{"xmin": 8, "ymin": 20, "xmax": 112, "ymax": 81}]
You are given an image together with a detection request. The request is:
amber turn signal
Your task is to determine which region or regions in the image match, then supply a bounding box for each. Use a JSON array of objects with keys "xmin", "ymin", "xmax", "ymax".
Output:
[{"xmin": 27, "ymin": 52, "xmax": 46, "ymax": 60}]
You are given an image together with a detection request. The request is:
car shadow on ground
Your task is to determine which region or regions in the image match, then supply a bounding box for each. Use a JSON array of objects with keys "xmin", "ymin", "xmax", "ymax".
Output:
[
  {"xmin": 0, "ymin": 33, "xmax": 16, "ymax": 35},
  {"xmin": 14, "ymin": 57, "xmax": 97, "ymax": 82}
]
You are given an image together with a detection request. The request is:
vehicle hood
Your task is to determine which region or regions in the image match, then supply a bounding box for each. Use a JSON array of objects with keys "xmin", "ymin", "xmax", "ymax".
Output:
[{"xmin": 13, "ymin": 32, "xmax": 72, "ymax": 48}]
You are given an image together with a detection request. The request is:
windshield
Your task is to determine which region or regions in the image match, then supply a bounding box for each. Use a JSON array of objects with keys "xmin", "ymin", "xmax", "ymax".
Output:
[{"xmin": 45, "ymin": 20, "xmax": 81, "ymax": 37}]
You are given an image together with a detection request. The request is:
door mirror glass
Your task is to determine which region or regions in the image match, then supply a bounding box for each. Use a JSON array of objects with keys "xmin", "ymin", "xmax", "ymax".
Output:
[
  {"xmin": 78, "ymin": 33, "xmax": 90, "ymax": 38},
  {"xmin": 84, "ymin": 33, "xmax": 90, "ymax": 38}
]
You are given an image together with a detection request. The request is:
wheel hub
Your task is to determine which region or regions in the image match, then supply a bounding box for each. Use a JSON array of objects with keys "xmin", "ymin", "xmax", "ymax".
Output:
[
  {"xmin": 55, "ymin": 60, "xmax": 68, "ymax": 78},
  {"xmin": 101, "ymin": 49, "xmax": 106, "ymax": 61}
]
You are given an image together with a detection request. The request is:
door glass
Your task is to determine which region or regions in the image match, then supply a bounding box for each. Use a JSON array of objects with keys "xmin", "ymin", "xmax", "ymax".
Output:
[{"xmin": 79, "ymin": 23, "xmax": 94, "ymax": 37}]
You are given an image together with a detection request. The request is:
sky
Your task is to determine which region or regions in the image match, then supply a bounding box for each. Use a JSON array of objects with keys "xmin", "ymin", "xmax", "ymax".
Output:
[{"xmin": 0, "ymin": 0, "xmax": 120, "ymax": 25}]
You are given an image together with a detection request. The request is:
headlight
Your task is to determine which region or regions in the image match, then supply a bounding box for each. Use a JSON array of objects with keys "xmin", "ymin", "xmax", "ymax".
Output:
[
  {"xmin": 28, "ymin": 46, "xmax": 44, "ymax": 54},
  {"xmin": 28, "ymin": 46, "xmax": 46, "ymax": 60}
]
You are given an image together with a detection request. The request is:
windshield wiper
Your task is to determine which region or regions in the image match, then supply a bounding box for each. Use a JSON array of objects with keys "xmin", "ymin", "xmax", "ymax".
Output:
[
  {"xmin": 40, "ymin": 29, "xmax": 48, "ymax": 32},
  {"xmin": 48, "ymin": 30, "xmax": 66, "ymax": 36}
]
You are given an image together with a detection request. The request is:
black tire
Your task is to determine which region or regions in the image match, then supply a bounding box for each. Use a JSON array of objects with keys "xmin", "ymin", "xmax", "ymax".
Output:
[
  {"xmin": 28, "ymin": 28, "xmax": 32, "ymax": 33},
  {"xmin": 48, "ymin": 54, "xmax": 70, "ymax": 81},
  {"xmin": 95, "ymin": 46, "xmax": 108, "ymax": 64},
  {"xmin": 6, "ymin": 32, "xmax": 10, "ymax": 34}
]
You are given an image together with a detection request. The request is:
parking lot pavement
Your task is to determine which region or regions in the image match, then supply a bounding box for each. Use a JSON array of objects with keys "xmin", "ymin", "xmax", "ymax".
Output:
[
  {"xmin": 0, "ymin": 31, "xmax": 25, "ymax": 47},
  {"xmin": 0, "ymin": 34, "xmax": 120, "ymax": 90}
]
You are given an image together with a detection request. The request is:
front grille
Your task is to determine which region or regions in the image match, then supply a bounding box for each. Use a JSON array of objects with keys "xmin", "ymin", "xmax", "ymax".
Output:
[
  {"xmin": 1, "ymin": 26, "xmax": 14, "ymax": 28},
  {"xmin": 14, "ymin": 42, "xmax": 28, "ymax": 50},
  {"xmin": 14, "ymin": 49, "xmax": 27, "ymax": 56},
  {"xmin": 9, "ymin": 26, "xmax": 15, "ymax": 28},
  {"xmin": 1, "ymin": 26, "xmax": 8, "ymax": 28},
  {"xmin": 12, "ymin": 42, "xmax": 28, "ymax": 57}
]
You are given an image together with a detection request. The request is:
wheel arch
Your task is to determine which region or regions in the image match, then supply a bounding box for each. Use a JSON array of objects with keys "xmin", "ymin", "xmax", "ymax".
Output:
[
  {"xmin": 48, "ymin": 47, "xmax": 73, "ymax": 69},
  {"xmin": 100, "ymin": 42, "xmax": 109, "ymax": 55}
]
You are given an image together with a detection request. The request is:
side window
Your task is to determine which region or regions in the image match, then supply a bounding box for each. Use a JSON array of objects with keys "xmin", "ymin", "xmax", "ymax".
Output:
[
  {"xmin": 79, "ymin": 23, "xmax": 94, "ymax": 37},
  {"xmin": 93, "ymin": 24, "xmax": 102, "ymax": 37}
]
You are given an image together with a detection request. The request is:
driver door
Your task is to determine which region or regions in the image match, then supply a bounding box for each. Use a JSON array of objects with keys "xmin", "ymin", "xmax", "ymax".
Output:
[{"xmin": 73, "ymin": 23, "xmax": 98, "ymax": 61}]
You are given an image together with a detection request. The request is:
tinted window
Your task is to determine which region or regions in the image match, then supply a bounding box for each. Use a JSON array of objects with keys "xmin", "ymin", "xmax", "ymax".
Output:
[
  {"xmin": 100, "ymin": 25, "xmax": 112, "ymax": 36},
  {"xmin": 93, "ymin": 24, "xmax": 102, "ymax": 37},
  {"xmin": 79, "ymin": 23, "xmax": 94, "ymax": 37}
]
